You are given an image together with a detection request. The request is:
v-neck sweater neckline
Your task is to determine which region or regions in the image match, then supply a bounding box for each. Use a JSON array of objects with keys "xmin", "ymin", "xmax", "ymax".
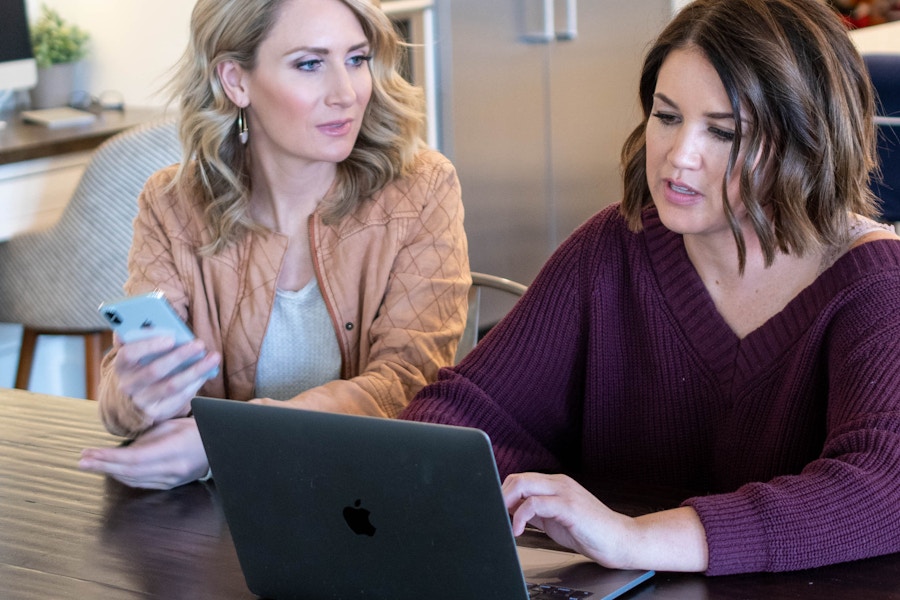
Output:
[{"xmin": 642, "ymin": 208, "xmax": 900, "ymax": 390}]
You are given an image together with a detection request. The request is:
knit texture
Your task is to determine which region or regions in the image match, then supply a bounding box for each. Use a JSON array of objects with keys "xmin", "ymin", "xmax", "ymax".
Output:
[
  {"xmin": 255, "ymin": 281, "xmax": 341, "ymax": 400},
  {"xmin": 402, "ymin": 204, "xmax": 900, "ymax": 575}
]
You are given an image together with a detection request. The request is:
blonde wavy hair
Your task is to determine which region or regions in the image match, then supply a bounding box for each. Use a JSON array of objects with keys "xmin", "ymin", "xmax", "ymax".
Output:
[{"xmin": 166, "ymin": 0, "xmax": 425, "ymax": 254}]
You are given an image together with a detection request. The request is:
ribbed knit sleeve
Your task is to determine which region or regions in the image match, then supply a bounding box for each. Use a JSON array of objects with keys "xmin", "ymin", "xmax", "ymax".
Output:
[{"xmin": 402, "ymin": 208, "xmax": 619, "ymax": 476}]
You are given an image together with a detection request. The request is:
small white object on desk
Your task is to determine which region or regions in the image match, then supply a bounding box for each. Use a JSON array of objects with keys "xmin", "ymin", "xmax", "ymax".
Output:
[{"xmin": 20, "ymin": 107, "xmax": 97, "ymax": 129}]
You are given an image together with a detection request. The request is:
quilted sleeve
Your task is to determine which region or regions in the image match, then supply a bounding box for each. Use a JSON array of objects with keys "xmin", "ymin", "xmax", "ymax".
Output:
[{"xmin": 97, "ymin": 170, "xmax": 196, "ymax": 437}]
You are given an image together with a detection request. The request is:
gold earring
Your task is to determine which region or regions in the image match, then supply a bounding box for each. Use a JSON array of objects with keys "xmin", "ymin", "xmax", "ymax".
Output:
[{"xmin": 237, "ymin": 107, "xmax": 249, "ymax": 145}]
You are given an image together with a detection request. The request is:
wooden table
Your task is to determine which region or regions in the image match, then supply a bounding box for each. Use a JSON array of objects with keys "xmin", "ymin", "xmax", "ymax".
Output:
[
  {"xmin": 1, "ymin": 388, "xmax": 898, "ymax": 599},
  {"xmin": 0, "ymin": 389, "xmax": 249, "ymax": 599}
]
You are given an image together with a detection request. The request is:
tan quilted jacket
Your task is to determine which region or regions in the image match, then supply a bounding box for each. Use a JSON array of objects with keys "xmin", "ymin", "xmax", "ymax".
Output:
[{"xmin": 99, "ymin": 150, "xmax": 470, "ymax": 437}]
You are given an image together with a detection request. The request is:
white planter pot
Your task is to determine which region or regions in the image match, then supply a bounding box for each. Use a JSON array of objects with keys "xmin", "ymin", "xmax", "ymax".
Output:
[{"xmin": 30, "ymin": 62, "xmax": 86, "ymax": 109}]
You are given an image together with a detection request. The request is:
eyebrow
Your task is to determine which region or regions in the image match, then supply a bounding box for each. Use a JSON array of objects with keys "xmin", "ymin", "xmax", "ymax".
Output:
[
  {"xmin": 653, "ymin": 92, "xmax": 735, "ymax": 121},
  {"xmin": 289, "ymin": 41, "xmax": 370, "ymax": 55}
]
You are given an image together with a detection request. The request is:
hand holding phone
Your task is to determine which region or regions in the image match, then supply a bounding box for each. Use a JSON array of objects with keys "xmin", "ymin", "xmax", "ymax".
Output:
[
  {"xmin": 99, "ymin": 292, "xmax": 219, "ymax": 378},
  {"xmin": 98, "ymin": 292, "xmax": 220, "ymax": 428}
]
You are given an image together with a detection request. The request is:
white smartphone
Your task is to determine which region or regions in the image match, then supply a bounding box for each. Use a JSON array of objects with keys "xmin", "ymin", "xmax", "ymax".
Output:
[
  {"xmin": 99, "ymin": 291, "xmax": 195, "ymax": 345},
  {"xmin": 98, "ymin": 291, "xmax": 218, "ymax": 378}
]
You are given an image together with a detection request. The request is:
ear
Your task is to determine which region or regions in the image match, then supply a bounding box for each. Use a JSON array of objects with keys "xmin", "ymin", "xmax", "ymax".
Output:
[{"xmin": 217, "ymin": 60, "xmax": 250, "ymax": 107}]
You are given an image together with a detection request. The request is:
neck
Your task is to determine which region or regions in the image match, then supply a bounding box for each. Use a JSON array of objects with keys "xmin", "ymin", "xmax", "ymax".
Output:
[
  {"xmin": 683, "ymin": 226, "xmax": 757, "ymax": 287},
  {"xmin": 684, "ymin": 225, "xmax": 826, "ymax": 339},
  {"xmin": 249, "ymin": 156, "xmax": 336, "ymax": 233}
]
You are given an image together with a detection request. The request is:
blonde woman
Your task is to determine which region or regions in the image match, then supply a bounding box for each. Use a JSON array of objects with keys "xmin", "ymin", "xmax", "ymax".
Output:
[{"xmin": 81, "ymin": 0, "xmax": 469, "ymax": 489}]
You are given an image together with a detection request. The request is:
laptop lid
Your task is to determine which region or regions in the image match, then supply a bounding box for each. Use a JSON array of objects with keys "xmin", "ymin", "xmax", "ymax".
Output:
[{"xmin": 192, "ymin": 397, "xmax": 654, "ymax": 599}]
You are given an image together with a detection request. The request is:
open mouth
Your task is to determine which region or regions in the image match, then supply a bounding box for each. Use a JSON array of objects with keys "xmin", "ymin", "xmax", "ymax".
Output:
[{"xmin": 669, "ymin": 181, "xmax": 697, "ymax": 195}]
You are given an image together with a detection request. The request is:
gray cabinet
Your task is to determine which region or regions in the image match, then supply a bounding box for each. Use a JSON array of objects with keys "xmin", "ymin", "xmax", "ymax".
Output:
[{"xmin": 435, "ymin": 0, "xmax": 670, "ymax": 291}]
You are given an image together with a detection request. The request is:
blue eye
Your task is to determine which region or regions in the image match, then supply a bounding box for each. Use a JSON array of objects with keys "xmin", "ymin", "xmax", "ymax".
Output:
[
  {"xmin": 296, "ymin": 59, "xmax": 323, "ymax": 72},
  {"xmin": 348, "ymin": 55, "xmax": 372, "ymax": 68}
]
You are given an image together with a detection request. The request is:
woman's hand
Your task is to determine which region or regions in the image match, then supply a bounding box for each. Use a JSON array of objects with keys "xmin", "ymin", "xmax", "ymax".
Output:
[
  {"xmin": 503, "ymin": 472, "xmax": 635, "ymax": 567},
  {"xmin": 502, "ymin": 472, "xmax": 709, "ymax": 572},
  {"xmin": 112, "ymin": 334, "xmax": 220, "ymax": 425},
  {"xmin": 79, "ymin": 417, "xmax": 210, "ymax": 490}
]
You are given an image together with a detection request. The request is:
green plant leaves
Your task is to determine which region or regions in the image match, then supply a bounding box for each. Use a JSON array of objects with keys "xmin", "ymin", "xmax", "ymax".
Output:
[{"xmin": 30, "ymin": 5, "xmax": 90, "ymax": 68}]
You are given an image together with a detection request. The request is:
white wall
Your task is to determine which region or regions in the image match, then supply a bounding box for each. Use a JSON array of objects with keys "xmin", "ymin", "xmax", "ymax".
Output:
[
  {"xmin": 849, "ymin": 21, "xmax": 900, "ymax": 54},
  {"xmin": 25, "ymin": 0, "xmax": 196, "ymax": 108}
]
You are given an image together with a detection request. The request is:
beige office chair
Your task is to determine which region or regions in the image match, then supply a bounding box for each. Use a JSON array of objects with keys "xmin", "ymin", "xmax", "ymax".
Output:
[
  {"xmin": 454, "ymin": 271, "xmax": 528, "ymax": 363},
  {"xmin": 0, "ymin": 116, "xmax": 181, "ymax": 399}
]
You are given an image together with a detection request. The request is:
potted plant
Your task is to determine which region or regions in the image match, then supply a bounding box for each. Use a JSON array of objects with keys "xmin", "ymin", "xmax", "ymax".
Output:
[{"xmin": 29, "ymin": 5, "xmax": 90, "ymax": 109}]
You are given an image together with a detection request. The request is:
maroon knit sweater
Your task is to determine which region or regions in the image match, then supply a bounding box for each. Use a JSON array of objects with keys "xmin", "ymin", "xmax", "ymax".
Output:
[{"xmin": 402, "ymin": 205, "xmax": 900, "ymax": 576}]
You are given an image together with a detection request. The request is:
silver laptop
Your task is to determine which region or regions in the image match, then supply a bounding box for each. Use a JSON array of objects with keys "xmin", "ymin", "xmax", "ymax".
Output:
[{"xmin": 192, "ymin": 397, "xmax": 655, "ymax": 599}]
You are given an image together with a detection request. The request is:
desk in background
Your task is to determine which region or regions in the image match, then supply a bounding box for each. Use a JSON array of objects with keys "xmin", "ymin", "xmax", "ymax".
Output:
[
  {"xmin": 0, "ymin": 107, "xmax": 163, "ymax": 242},
  {"xmin": 1, "ymin": 388, "xmax": 898, "ymax": 600}
]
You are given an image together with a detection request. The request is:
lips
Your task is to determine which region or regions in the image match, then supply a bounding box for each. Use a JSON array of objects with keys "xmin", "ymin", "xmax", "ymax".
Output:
[
  {"xmin": 317, "ymin": 119, "xmax": 354, "ymax": 136},
  {"xmin": 663, "ymin": 178, "xmax": 703, "ymax": 206}
]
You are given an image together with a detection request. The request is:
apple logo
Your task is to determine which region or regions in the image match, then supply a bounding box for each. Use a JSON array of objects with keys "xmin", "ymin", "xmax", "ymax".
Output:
[{"xmin": 343, "ymin": 499, "xmax": 376, "ymax": 536}]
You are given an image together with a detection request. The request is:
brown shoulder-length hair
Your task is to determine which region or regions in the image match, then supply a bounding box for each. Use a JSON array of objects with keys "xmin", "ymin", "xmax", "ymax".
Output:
[
  {"xmin": 620, "ymin": 0, "xmax": 878, "ymax": 271},
  {"xmin": 166, "ymin": 0, "xmax": 425, "ymax": 255}
]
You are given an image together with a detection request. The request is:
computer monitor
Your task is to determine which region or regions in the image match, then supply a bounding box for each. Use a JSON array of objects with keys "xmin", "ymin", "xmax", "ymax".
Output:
[{"xmin": 0, "ymin": 0, "xmax": 38, "ymax": 96}]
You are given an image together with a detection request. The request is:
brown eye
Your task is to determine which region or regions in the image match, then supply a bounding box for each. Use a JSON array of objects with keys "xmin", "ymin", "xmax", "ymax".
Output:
[{"xmin": 708, "ymin": 127, "xmax": 735, "ymax": 142}]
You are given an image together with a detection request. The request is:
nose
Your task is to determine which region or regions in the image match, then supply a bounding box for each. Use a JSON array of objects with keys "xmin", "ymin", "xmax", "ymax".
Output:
[
  {"xmin": 325, "ymin": 66, "xmax": 357, "ymax": 107},
  {"xmin": 667, "ymin": 127, "xmax": 702, "ymax": 171}
]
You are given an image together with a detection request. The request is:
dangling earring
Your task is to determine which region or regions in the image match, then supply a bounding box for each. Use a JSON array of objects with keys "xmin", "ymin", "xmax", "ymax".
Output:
[{"xmin": 237, "ymin": 106, "xmax": 249, "ymax": 145}]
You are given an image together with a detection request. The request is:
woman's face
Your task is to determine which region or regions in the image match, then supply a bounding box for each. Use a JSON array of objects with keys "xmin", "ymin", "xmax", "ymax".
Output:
[
  {"xmin": 645, "ymin": 47, "xmax": 748, "ymax": 241},
  {"xmin": 225, "ymin": 0, "xmax": 373, "ymax": 169}
]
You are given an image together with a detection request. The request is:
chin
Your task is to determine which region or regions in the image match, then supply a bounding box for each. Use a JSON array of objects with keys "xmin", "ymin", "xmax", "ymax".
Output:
[
  {"xmin": 330, "ymin": 142, "xmax": 359, "ymax": 163},
  {"xmin": 653, "ymin": 205, "xmax": 717, "ymax": 238},
  {"xmin": 311, "ymin": 149, "xmax": 355, "ymax": 165}
]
